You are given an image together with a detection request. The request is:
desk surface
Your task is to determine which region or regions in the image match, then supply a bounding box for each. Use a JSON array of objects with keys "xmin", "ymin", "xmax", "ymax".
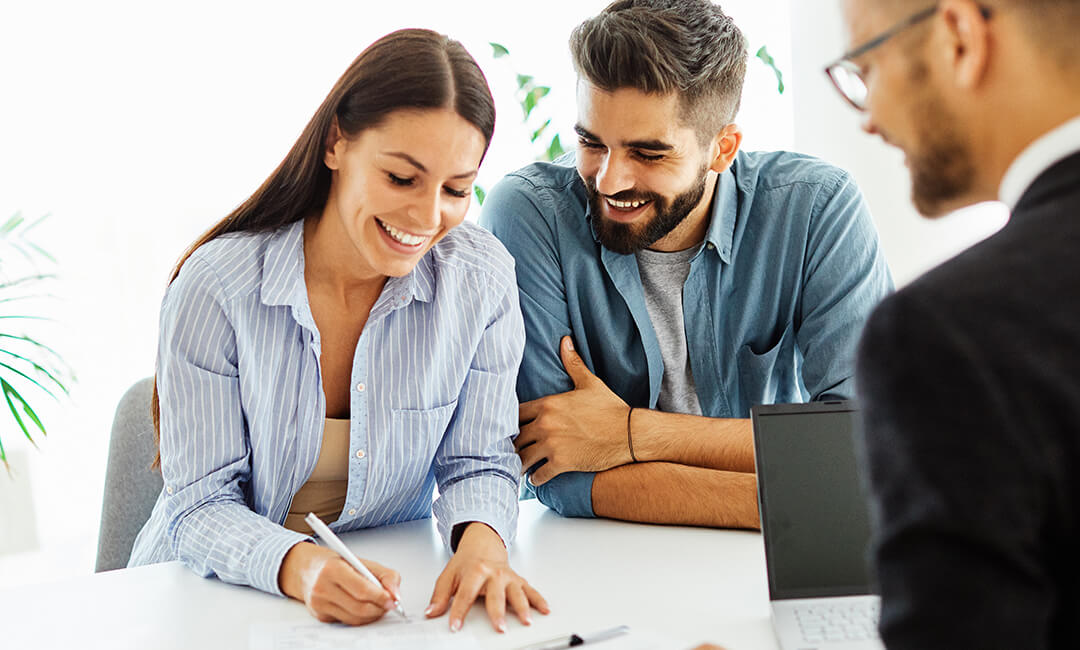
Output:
[{"xmin": 1, "ymin": 500, "xmax": 780, "ymax": 649}]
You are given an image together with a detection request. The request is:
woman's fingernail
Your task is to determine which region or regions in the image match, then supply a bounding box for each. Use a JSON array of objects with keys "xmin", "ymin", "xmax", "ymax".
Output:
[
  {"xmin": 525, "ymin": 615, "xmax": 533, "ymax": 626},
  {"xmin": 384, "ymin": 600, "xmax": 396, "ymax": 610},
  {"xmin": 424, "ymin": 605, "xmax": 434, "ymax": 616},
  {"xmin": 497, "ymin": 620, "xmax": 506, "ymax": 633},
  {"xmin": 450, "ymin": 619, "xmax": 461, "ymax": 633}
]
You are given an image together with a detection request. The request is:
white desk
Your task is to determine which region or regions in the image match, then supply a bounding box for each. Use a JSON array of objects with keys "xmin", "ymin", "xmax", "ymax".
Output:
[{"xmin": 1, "ymin": 500, "xmax": 779, "ymax": 649}]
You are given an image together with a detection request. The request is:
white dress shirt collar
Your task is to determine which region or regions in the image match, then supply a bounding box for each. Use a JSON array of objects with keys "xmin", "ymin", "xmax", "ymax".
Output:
[{"xmin": 999, "ymin": 115, "xmax": 1080, "ymax": 210}]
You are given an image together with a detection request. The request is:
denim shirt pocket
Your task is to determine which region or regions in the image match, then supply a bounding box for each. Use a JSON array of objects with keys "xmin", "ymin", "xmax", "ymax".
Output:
[
  {"xmin": 389, "ymin": 400, "xmax": 459, "ymax": 479},
  {"xmin": 737, "ymin": 324, "xmax": 799, "ymax": 409}
]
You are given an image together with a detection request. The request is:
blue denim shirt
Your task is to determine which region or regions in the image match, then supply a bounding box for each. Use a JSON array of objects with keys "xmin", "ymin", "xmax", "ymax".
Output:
[{"xmin": 480, "ymin": 150, "xmax": 893, "ymax": 518}]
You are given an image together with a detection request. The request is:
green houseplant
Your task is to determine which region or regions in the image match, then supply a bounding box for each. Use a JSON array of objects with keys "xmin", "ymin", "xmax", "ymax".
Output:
[{"xmin": 0, "ymin": 212, "xmax": 72, "ymax": 474}]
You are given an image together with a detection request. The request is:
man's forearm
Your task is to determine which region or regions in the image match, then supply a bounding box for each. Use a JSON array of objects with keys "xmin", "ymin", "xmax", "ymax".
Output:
[
  {"xmin": 591, "ymin": 462, "xmax": 760, "ymax": 529},
  {"xmin": 632, "ymin": 411, "xmax": 755, "ymax": 473}
]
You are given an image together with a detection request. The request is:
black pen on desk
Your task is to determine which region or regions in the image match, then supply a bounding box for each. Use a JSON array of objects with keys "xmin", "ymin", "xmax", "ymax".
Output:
[{"xmin": 516, "ymin": 625, "xmax": 630, "ymax": 649}]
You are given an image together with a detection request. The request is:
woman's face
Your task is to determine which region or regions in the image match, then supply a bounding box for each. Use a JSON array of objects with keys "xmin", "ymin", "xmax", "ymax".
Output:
[{"xmin": 322, "ymin": 108, "xmax": 486, "ymax": 279}]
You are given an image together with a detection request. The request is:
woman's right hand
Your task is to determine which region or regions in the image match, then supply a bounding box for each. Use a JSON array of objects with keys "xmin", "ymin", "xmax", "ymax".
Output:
[{"xmin": 279, "ymin": 541, "xmax": 401, "ymax": 625}]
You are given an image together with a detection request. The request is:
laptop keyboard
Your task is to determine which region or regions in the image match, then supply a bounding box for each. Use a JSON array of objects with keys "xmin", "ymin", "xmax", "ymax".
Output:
[{"xmin": 794, "ymin": 601, "xmax": 880, "ymax": 644}]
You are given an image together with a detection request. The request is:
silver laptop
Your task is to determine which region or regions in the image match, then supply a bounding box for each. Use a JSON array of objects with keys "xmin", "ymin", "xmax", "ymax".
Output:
[{"xmin": 751, "ymin": 401, "xmax": 884, "ymax": 650}]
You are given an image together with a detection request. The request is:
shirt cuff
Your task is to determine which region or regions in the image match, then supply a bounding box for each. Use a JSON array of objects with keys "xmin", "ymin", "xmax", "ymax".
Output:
[
  {"xmin": 249, "ymin": 528, "xmax": 315, "ymax": 597},
  {"xmin": 532, "ymin": 471, "xmax": 595, "ymax": 518}
]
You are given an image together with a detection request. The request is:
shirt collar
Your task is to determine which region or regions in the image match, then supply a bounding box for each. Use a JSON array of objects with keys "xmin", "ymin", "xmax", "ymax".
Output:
[
  {"xmin": 260, "ymin": 220, "xmax": 305, "ymax": 308},
  {"xmin": 999, "ymin": 114, "xmax": 1080, "ymax": 210},
  {"xmin": 584, "ymin": 164, "xmax": 739, "ymax": 264},
  {"xmin": 259, "ymin": 219, "xmax": 435, "ymax": 310}
]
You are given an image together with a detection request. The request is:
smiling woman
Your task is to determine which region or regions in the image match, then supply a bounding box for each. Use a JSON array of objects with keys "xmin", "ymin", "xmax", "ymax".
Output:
[{"xmin": 126, "ymin": 28, "xmax": 547, "ymax": 634}]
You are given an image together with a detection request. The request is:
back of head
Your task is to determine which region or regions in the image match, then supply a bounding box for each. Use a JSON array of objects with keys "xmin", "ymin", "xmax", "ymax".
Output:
[{"xmin": 569, "ymin": 0, "xmax": 748, "ymax": 140}]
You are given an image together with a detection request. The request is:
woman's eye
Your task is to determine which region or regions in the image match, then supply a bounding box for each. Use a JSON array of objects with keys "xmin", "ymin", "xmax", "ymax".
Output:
[
  {"xmin": 443, "ymin": 186, "xmax": 469, "ymax": 198},
  {"xmin": 388, "ymin": 173, "xmax": 414, "ymax": 187}
]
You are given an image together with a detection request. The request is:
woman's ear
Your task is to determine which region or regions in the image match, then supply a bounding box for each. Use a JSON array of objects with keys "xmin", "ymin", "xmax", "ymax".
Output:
[
  {"xmin": 709, "ymin": 123, "xmax": 743, "ymax": 174},
  {"xmin": 324, "ymin": 118, "xmax": 344, "ymax": 170}
]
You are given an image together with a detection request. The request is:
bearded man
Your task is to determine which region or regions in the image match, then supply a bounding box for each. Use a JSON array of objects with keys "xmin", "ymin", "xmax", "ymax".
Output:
[
  {"xmin": 480, "ymin": 0, "xmax": 892, "ymax": 527},
  {"xmin": 833, "ymin": 0, "xmax": 1080, "ymax": 647}
]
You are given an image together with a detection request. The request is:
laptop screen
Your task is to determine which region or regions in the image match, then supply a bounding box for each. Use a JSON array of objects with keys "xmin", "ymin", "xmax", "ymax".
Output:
[{"xmin": 752, "ymin": 401, "xmax": 874, "ymax": 600}]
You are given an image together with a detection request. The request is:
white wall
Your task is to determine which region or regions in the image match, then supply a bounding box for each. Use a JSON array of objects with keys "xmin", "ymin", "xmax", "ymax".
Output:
[
  {"xmin": 788, "ymin": 0, "xmax": 1009, "ymax": 287},
  {"xmin": 0, "ymin": 0, "xmax": 793, "ymax": 587}
]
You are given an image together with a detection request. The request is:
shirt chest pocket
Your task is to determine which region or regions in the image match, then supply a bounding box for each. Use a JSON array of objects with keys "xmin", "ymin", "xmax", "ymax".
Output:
[
  {"xmin": 737, "ymin": 324, "xmax": 800, "ymax": 408},
  {"xmin": 388, "ymin": 400, "xmax": 459, "ymax": 476}
]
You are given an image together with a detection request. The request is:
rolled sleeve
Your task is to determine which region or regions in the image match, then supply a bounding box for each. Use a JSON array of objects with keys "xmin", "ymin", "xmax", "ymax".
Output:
[
  {"xmin": 157, "ymin": 256, "xmax": 311, "ymax": 596},
  {"xmin": 481, "ymin": 174, "xmax": 598, "ymax": 518},
  {"xmin": 431, "ymin": 270, "xmax": 524, "ymax": 548}
]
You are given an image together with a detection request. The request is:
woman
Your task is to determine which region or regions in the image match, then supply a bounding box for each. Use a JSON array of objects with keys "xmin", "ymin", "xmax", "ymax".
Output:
[{"xmin": 128, "ymin": 29, "xmax": 547, "ymax": 633}]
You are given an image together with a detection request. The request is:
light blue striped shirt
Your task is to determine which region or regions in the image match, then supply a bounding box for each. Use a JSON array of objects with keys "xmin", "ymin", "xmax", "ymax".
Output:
[{"xmin": 128, "ymin": 219, "xmax": 524, "ymax": 596}]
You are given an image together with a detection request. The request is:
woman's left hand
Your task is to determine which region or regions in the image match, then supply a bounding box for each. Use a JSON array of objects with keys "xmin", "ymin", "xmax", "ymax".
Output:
[{"xmin": 425, "ymin": 522, "xmax": 549, "ymax": 633}]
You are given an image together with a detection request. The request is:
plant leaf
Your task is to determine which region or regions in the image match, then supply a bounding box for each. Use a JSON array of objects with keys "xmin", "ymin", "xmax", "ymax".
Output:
[
  {"xmin": 0, "ymin": 424, "xmax": 7, "ymax": 472},
  {"xmin": 516, "ymin": 74, "xmax": 534, "ymax": 90},
  {"xmin": 755, "ymin": 45, "xmax": 785, "ymax": 94},
  {"xmin": 0, "ymin": 354, "xmax": 69, "ymax": 396},
  {"xmin": 522, "ymin": 91, "xmax": 538, "ymax": 120},
  {"xmin": 473, "ymin": 185, "xmax": 486, "ymax": 206},
  {"xmin": 490, "ymin": 42, "xmax": 510, "ymax": 58},
  {"xmin": 1, "ymin": 212, "xmax": 24, "ymax": 235},
  {"xmin": 531, "ymin": 119, "xmax": 552, "ymax": 144},
  {"xmin": 1, "ymin": 378, "xmax": 43, "ymax": 448},
  {"xmin": 545, "ymin": 134, "xmax": 566, "ymax": 162},
  {"xmin": 0, "ymin": 333, "xmax": 68, "ymax": 363}
]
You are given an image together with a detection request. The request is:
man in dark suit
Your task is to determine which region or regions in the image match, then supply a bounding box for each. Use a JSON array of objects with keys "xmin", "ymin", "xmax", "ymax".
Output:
[{"xmin": 830, "ymin": 1, "xmax": 1080, "ymax": 648}]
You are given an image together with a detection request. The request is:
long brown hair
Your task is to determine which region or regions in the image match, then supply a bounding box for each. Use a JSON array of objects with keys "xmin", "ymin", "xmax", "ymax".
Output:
[{"xmin": 151, "ymin": 29, "xmax": 496, "ymax": 467}]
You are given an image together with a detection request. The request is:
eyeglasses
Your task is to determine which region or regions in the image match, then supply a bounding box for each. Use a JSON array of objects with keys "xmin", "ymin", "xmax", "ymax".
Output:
[{"xmin": 824, "ymin": 4, "xmax": 992, "ymax": 111}]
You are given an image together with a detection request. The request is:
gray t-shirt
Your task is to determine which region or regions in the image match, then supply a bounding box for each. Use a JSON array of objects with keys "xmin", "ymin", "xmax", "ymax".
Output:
[{"xmin": 634, "ymin": 245, "xmax": 703, "ymax": 415}]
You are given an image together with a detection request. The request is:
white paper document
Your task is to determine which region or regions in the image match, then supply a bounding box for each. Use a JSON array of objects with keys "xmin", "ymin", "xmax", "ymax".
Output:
[{"xmin": 249, "ymin": 617, "xmax": 477, "ymax": 650}]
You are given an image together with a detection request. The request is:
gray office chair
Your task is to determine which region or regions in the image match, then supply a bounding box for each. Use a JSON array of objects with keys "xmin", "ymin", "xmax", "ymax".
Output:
[{"xmin": 95, "ymin": 377, "xmax": 162, "ymax": 572}]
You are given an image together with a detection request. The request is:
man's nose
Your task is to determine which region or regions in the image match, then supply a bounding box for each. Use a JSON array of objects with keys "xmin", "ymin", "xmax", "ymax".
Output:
[{"xmin": 595, "ymin": 152, "xmax": 634, "ymax": 196}]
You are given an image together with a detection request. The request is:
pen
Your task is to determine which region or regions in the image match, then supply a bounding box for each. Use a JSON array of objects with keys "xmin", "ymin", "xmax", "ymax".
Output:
[
  {"xmin": 516, "ymin": 625, "xmax": 630, "ymax": 649},
  {"xmin": 304, "ymin": 512, "xmax": 408, "ymax": 619}
]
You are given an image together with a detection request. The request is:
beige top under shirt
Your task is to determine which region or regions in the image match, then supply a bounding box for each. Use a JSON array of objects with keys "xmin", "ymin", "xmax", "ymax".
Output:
[{"xmin": 283, "ymin": 418, "xmax": 350, "ymax": 535}]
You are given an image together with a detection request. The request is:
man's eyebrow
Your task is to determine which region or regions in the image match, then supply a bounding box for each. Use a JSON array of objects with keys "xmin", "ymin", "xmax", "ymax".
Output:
[
  {"xmin": 573, "ymin": 125, "xmax": 674, "ymax": 152},
  {"xmin": 383, "ymin": 151, "xmax": 476, "ymax": 180},
  {"xmin": 574, "ymin": 124, "xmax": 598, "ymax": 141},
  {"xmin": 624, "ymin": 139, "xmax": 674, "ymax": 152}
]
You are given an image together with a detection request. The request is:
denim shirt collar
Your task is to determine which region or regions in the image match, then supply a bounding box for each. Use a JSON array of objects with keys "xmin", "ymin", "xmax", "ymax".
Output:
[
  {"xmin": 584, "ymin": 164, "xmax": 739, "ymax": 264},
  {"xmin": 259, "ymin": 219, "xmax": 435, "ymax": 314}
]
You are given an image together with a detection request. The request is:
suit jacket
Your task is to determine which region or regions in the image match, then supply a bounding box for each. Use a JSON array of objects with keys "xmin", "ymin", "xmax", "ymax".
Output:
[{"xmin": 856, "ymin": 151, "xmax": 1080, "ymax": 649}]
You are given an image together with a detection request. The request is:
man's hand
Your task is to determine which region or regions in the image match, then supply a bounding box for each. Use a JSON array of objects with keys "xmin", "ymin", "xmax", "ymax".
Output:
[
  {"xmin": 516, "ymin": 336, "xmax": 632, "ymax": 485},
  {"xmin": 425, "ymin": 522, "xmax": 549, "ymax": 633}
]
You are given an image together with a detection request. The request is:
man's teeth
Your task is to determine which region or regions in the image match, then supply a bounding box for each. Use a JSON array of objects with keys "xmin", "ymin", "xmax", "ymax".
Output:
[
  {"xmin": 606, "ymin": 197, "xmax": 648, "ymax": 209},
  {"xmin": 380, "ymin": 220, "xmax": 425, "ymax": 246}
]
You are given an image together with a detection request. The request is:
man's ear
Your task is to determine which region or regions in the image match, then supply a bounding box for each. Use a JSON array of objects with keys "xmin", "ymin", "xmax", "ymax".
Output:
[
  {"xmin": 709, "ymin": 123, "xmax": 743, "ymax": 174},
  {"xmin": 324, "ymin": 117, "xmax": 345, "ymax": 171},
  {"xmin": 939, "ymin": 0, "xmax": 993, "ymax": 91}
]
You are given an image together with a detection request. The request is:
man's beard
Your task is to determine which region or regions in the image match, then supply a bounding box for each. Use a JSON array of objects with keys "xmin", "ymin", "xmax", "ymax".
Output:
[
  {"xmin": 905, "ymin": 60, "xmax": 977, "ymax": 217},
  {"xmin": 584, "ymin": 165, "xmax": 710, "ymax": 254}
]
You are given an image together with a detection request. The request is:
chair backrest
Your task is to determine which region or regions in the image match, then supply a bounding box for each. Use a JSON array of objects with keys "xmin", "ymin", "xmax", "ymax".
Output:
[{"xmin": 95, "ymin": 377, "xmax": 162, "ymax": 572}]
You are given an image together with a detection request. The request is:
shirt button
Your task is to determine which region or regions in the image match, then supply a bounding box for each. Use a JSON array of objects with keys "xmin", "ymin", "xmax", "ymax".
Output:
[
  {"xmin": 356, "ymin": 449, "xmax": 366, "ymax": 459},
  {"xmin": 166, "ymin": 486, "xmax": 174, "ymax": 495},
  {"xmin": 400, "ymin": 295, "xmax": 407, "ymax": 301},
  {"xmin": 706, "ymin": 242, "xmax": 715, "ymax": 250},
  {"xmin": 356, "ymin": 382, "xmax": 366, "ymax": 392},
  {"xmin": 348, "ymin": 508, "xmax": 357, "ymax": 516}
]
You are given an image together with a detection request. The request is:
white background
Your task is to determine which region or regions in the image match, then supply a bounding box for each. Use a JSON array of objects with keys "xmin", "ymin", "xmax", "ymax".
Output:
[{"xmin": 0, "ymin": 0, "xmax": 1003, "ymax": 588}]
